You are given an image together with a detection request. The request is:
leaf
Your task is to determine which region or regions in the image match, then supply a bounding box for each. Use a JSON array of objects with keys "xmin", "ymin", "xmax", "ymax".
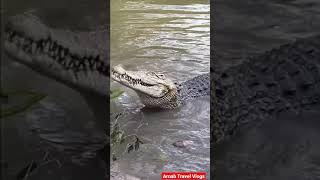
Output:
[
  {"xmin": 127, "ymin": 143, "xmax": 134, "ymax": 153},
  {"xmin": 134, "ymin": 136, "xmax": 143, "ymax": 151},
  {"xmin": 111, "ymin": 89, "xmax": 124, "ymax": 99},
  {"xmin": 1, "ymin": 90, "xmax": 46, "ymax": 119},
  {"xmin": 114, "ymin": 113, "xmax": 122, "ymax": 120},
  {"xmin": 134, "ymin": 140, "xmax": 140, "ymax": 151},
  {"xmin": 112, "ymin": 154, "xmax": 117, "ymax": 161},
  {"xmin": 112, "ymin": 122, "xmax": 120, "ymax": 134},
  {"xmin": 120, "ymin": 135, "xmax": 126, "ymax": 144},
  {"xmin": 111, "ymin": 129, "xmax": 125, "ymax": 145}
]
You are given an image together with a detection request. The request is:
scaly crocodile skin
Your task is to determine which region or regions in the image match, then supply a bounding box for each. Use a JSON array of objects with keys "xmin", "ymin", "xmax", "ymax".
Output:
[{"xmin": 212, "ymin": 35, "xmax": 320, "ymax": 144}]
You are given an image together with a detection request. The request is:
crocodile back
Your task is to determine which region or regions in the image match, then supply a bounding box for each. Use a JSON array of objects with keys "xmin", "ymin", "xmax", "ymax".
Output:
[{"xmin": 213, "ymin": 35, "xmax": 320, "ymax": 144}]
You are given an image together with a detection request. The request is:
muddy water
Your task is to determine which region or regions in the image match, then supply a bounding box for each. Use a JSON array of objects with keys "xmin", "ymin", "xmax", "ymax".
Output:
[
  {"xmin": 214, "ymin": 0, "xmax": 320, "ymax": 69},
  {"xmin": 110, "ymin": 0, "xmax": 210, "ymax": 179},
  {"xmin": 111, "ymin": 0, "xmax": 210, "ymax": 81}
]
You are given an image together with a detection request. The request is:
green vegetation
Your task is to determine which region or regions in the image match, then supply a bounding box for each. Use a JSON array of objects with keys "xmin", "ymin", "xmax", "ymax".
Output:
[
  {"xmin": 110, "ymin": 113, "xmax": 144, "ymax": 161},
  {"xmin": 0, "ymin": 90, "xmax": 46, "ymax": 119},
  {"xmin": 111, "ymin": 89, "xmax": 124, "ymax": 100},
  {"xmin": 110, "ymin": 89, "xmax": 143, "ymax": 161}
]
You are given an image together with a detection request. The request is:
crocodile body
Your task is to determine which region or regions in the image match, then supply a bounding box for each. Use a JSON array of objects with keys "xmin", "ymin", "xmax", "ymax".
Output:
[
  {"xmin": 212, "ymin": 35, "xmax": 320, "ymax": 144},
  {"xmin": 177, "ymin": 73, "xmax": 210, "ymax": 105},
  {"xmin": 3, "ymin": 13, "xmax": 320, "ymax": 144}
]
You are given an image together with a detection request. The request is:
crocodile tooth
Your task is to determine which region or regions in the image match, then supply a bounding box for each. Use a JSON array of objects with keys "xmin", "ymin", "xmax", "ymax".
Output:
[
  {"xmin": 49, "ymin": 41, "xmax": 54, "ymax": 50},
  {"xmin": 77, "ymin": 71, "xmax": 86, "ymax": 82},
  {"xmin": 62, "ymin": 55, "xmax": 70, "ymax": 66},
  {"xmin": 9, "ymin": 31, "xmax": 15, "ymax": 41},
  {"xmin": 55, "ymin": 54, "xmax": 60, "ymax": 61},
  {"xmin": 60, "ymin": 48, "xmax": 65, "ymax": 58},
  {"xmin": 60, "ymin": 59, "xmax": 68, "ymax": 69},
  {"xmin": 54, "ymin": 48, "xmax": 59, "ymax": 57},
  {"xmin": 42, "ymin": 40, "xmax": 46, "ymax": 48},
  {"xmin": 71, "ymin": 70, "xmax": 78, "ymax": 82},
  {"xmin": 26, "ymin": 44, "xmax": 32, "ymax": 53},
  {"xmin": 53, "ymin": 41, "xmax": 58, "ymax": 50},
  {"xmin": 44, "ymin": 41, "xmax": 50, "ymax": 53},
  {"xmin": 32, "ymin": 42, "xmax": 37, "ymax": 54},
  {"xmin": 84, "ymin": 58, "xmax": 91, "ymax": 68},
  {"xmin": 5, "ymin": 32, "xmax": 9, "ymax": 40},
  {"xmin": 94, "ymin": 71, "xmax": 101, "ymax": 88},
  {"xmin": 50, "ymin": 49, "xmax": 55, "ymax": 57}
]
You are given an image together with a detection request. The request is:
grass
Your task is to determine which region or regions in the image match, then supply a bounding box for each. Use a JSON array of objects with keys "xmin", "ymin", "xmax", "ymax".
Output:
[{"xmin": 110, "ymin": 88, "xmax": 143, "ymax": 161}]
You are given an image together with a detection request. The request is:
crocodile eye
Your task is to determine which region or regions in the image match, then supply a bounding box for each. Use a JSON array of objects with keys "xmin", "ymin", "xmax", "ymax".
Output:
[
  {"xmin": 146, "ymin": 72, "xmax": 166, "ymax": 79},
  {"xmin": 157, "ymin": 74, "xmax": 165, "ymax": 79}
]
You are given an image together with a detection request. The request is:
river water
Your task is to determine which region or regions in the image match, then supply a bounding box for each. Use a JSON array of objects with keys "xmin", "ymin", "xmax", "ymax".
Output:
[
  {"xmin": 2, "ymin": 0, "xmax": 210, "ymax": 179},
  {"xmin": 110, "ymin": 0, "xmax": 210, "ymax": 179}
]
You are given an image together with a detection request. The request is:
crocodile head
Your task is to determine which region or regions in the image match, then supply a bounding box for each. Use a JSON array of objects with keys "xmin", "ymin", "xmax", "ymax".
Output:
[
  {"xmin": 4, "ymin": 13, "xmax": 109, "ymax": 97},
  {"xmin": 111, "ymin": 65, "xmax": 179, "ymax": 109}
]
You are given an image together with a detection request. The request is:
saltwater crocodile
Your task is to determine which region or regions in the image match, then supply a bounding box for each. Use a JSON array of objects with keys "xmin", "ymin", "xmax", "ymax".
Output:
[
  {"xmin": 112, "ymin": 36, "xmax": 320, "ymax": 144},
  {"xmin": 3, "ymin": 13, "xmax": 320, "ymax": 144},
  {"xmin": 111, "ymin": 64, "xmax": 210, "ymax": 109}
]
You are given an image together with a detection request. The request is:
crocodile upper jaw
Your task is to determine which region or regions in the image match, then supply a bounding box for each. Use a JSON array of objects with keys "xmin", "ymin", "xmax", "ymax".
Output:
[
  {"xmin": 4, "ymin": 13, "xmax": 110, "ymax": 97},
  {"xmin": 111, "ymin": 64, "xmax": 177, "ymax": 98}
]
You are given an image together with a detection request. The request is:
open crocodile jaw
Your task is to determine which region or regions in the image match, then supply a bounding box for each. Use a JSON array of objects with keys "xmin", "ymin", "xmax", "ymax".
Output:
[
  {"xmin": 111, "ymin": 67, "xmax": 170, "ymax": 98},
  {"xmin": 4, "ymin": 13, "xmax": 110, "ymax": 97}
]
